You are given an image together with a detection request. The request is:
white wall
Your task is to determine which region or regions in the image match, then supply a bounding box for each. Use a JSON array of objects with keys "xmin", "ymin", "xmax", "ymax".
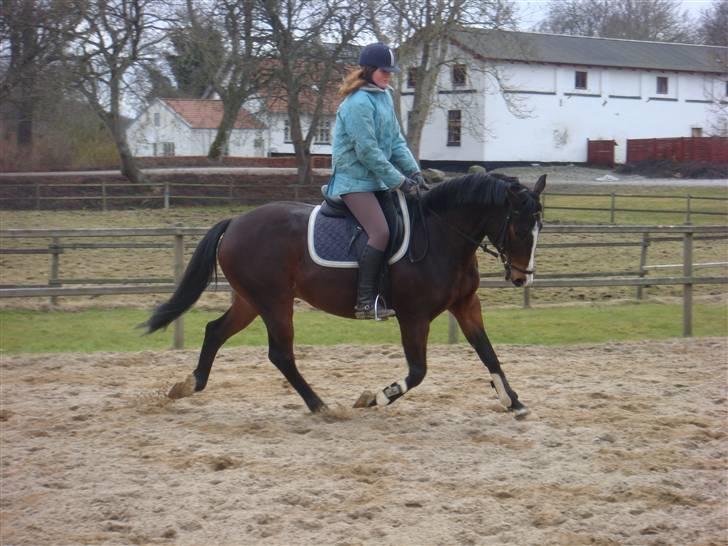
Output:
[
  {"xmin": 409, "ymin": 52, "xmax": 724, "ymax": 165},
  {"xmin": 127, "ymin": 99, "xmax": 266, "ymax": 157},
  {"xmin": 264, "ymin": 113, "xmax": 335, "ymax": 156}
]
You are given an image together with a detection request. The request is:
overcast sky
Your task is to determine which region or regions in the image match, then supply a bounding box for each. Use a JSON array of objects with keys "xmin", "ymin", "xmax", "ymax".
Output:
[{"xmin": 515, "ymin": 0, "xmax": 714, "ymax": 31}]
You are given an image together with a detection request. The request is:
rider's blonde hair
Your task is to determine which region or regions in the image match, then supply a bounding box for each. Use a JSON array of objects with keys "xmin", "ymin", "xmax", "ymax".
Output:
[{"xmin": 339, "ymin": 66, "xmax": 377, "ymax": 97}]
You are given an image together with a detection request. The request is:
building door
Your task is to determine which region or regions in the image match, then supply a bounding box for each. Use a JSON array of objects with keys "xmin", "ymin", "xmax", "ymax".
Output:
[{"xmin": 587, "ymin": 139, "xmax": 616, "ymax": 167}]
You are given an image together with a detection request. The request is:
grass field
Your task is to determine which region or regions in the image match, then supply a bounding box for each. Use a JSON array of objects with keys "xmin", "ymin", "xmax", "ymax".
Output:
[{"xmin": 1, "ymin": 302, "xmax": 725, "ymax": 353}]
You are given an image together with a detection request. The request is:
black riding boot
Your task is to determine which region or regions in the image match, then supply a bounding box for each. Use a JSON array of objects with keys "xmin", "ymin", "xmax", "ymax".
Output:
[{"xmin": 355, "ymin": 245, "xmax": 396, "ymax": 320}]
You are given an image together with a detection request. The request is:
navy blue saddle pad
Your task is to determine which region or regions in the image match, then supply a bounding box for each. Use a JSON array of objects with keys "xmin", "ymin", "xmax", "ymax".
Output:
[{"xmin": 307, "ymin": 190, "xmax": 411, "ymax": 268}]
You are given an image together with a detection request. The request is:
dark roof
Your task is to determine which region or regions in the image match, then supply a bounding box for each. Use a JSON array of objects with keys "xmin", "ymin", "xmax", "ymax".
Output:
[{"xmin": 451, "ymin": 29, "xmax": 728, "ymax": 74}]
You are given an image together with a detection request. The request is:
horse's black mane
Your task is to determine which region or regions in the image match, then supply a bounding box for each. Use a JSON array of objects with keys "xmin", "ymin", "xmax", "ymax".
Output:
[{"xmin": 420, "ymin": 172, "xmax": 538, "ymax": 214}]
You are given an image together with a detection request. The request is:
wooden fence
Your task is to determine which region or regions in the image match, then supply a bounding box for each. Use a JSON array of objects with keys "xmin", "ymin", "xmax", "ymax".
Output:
[
  {"xmin": 1, "ymin": 225, "xmax": 726, "ymax": 347},
  {"xmin": 541, "ymin": 192, "xmax": 727, "ymax": 224},
  {"xmin": 1, "ymin": 180, "xmax": 726, "ymax": 224},
  {"xmin": 626, "ymin": 137, "xmax": 728, "ymax": 163}
]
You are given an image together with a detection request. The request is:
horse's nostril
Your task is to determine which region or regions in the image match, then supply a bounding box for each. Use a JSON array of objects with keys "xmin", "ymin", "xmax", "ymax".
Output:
[{"xmin": 513, "ymin": 278, "xmax": 524, "ymax": 287}]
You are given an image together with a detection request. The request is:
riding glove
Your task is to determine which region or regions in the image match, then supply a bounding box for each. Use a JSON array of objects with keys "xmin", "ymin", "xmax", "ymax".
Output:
[
  {"xmin": 409, "ymin": 172, "xmax": 431, "ymax": 191},
  {"xmin": 398, "ymin": 177, "xmax": 419, "ymax": 194}
]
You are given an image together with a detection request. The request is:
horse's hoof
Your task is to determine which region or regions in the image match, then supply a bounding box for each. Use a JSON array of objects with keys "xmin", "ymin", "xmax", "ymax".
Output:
[
  {"xmin": 512, "ymin": 406, "xmax": 531, "ymax": 420},
  {"xmin": 167, "ymin": 374, "xmax": 196, "ymax": 400},
  {"xmin": 353, "ymin": 390, "xmax": 376, "ymax": 408}
]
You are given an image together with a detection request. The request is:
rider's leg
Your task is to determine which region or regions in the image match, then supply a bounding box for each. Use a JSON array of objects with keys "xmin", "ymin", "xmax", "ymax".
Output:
[{"xmin": 341, "ymin": 192, "xmax": 395, "ymax": 320}]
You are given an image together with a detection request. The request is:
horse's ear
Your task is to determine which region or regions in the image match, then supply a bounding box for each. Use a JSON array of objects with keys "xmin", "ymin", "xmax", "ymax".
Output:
[{"xmin": 533, "ymin": 174, "xmax": 546, "ymax": 195}]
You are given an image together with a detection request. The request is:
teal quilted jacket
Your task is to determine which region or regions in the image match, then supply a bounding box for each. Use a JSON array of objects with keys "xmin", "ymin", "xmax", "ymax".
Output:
[{"xmin": 327, "ymin": 84, "xmax": 419, "ymax": 197}]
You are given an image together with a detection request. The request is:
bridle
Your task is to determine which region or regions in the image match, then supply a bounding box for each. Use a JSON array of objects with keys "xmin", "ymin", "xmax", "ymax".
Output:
[{"xmin": 416, "ymin": 195, "xmax": 542, "ymax": 279}]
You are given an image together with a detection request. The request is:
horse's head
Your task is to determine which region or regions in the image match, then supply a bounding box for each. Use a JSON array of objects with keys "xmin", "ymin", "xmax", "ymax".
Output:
[{"xmin": 498, "ymin": 174, "xmax": 546, "ymax": 287}]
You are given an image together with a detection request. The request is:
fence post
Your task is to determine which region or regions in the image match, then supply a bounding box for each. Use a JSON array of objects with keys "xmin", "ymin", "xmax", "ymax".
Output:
[
  {"xmin": 686, "ymin": 194, "xmax": 692, "ymax": 224},
  {"xmin": 683, "ymin": 229, "xmax": 693, "ymax": 337},
  {"xmin": 610, "ymin": 192, "xmax": 616, "ymax": 224},
  {"xmin": 448, "ymin": 312, "xmax": 459, "ymax": 344},
  {"xmin": 229, "ymin": 179, "xmax": 234, "ymax": 205},
  {"xmin": 173, "ymin": 229, "xmax": 185, "ymax": 349},
  {"xmin": 636, "ymin": 233, "xmax": 649, "ymax": 300},
  {"xmin": 164, "ymin": 182, "xmax": 170, "ymax": 210},
  {"xmin": 49, "ymin": 237, "xmax": 61, "ymax": 307},
  {"xmin": 101, "ymin": 180, "xmax": 108, "ymax": 212},
  {"xmin": 35, "ymin": 182, "xmax": 41, "ymax": 210},
  {"xmin": 523, "ymin": 286, "xmax": 531, "ymax": 308}
]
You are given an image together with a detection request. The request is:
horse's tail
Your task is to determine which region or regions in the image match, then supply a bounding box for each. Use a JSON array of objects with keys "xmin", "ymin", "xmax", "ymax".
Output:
[{"xmin": 144, "ymin": 218, "xmax": 232, "ymax": 334}]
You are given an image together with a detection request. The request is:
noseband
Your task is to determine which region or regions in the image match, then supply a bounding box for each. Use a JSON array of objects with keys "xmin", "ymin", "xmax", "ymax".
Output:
[{"xmin": 475, "ymin": 207, "xmax": 540, "ymax": 279}]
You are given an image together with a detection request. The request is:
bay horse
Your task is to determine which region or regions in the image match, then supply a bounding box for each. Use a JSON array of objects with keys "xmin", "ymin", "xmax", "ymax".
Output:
[{"xmin": 145, "ymin": 172, "xmax": 546, "ymax": 417}]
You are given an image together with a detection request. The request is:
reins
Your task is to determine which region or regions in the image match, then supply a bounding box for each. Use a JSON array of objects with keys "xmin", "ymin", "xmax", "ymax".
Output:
[{"xmin": 410, "ymin": 193, "xmax": 537, "ymax": 277}]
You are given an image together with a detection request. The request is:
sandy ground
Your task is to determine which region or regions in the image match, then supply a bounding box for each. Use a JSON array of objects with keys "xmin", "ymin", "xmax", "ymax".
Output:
[{"xmin": 0, "ymin": 338, "xmax": 726, "ymax": 546}]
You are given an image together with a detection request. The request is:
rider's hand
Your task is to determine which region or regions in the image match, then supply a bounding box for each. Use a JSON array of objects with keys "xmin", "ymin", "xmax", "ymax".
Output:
[
  {"xmin": 398, "ymin": 177, "xmax": 418, "ymax": 194},
  {"xmin": 409, "ymin": 172, "xmax": 430, "ymax": 191}
]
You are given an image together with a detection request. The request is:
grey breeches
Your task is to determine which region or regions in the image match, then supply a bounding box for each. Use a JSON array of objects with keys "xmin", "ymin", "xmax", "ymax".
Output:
[{"xmin": 341, "ymin": 192, "xmax": 390, "ymax": 251}]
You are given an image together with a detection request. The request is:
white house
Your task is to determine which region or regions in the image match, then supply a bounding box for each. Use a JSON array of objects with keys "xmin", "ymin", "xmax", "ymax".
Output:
[
  {"xmin": 248, "ymin": 91, "xmax": 339, "ymax": 157},
  {"xmin": 126, "ymin": 98, "xmax": 267, "ymax": 157},
  {"xmin": 403, "ymin": 30, "xmax": 728, "ymax": 167}
]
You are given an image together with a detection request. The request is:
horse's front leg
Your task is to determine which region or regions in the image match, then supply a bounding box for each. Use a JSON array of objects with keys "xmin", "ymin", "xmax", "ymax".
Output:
[
  {"xmin": 450, "ymin": 294, "xmax": 529, "ymax": 418},
  {"xmin": 354, "ymin": 318, "xmax": 430, "ymax": 408}
]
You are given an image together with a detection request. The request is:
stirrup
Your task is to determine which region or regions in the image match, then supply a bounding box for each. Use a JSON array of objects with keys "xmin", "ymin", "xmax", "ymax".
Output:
[
  {"xmin": 355, "ymin": 295, "xmax": 396, "ymax": 321},
  {"xmin": 374, "ymin": 295, "xmax": 395, "ymax": 321}
]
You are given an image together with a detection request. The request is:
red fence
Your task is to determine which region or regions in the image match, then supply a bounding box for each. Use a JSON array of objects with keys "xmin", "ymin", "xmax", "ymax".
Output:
[{"xmin": 627, "ymin": 137, "xmax": 728, "ymax": 163}]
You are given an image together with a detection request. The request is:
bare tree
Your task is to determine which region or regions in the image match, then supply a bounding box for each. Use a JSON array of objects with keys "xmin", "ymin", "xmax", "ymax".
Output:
[
  {"xmin": 367, "ymin": 0, "xmax": 517, "ymax": 159},
  {"xmin": 183, "ymin": 0, "xmax": 270, "ymax": 160},
  {"xmin": 0, "ymin": 0, "xmax": 80, "ymax": 156},
  {"xmin": 538, "ymin": 0, "xmax": 693, "ymax": 43},
  {"xmin": 261, "ymin": 0, "xmax": 365, "ymax": 183},
  {"xmin": 66, "ymin": 0, "xmax": 167, "ymax": 183},
  {"xmin": 698, "ymin": 0, "xmax": 728, "ymax": 46}
]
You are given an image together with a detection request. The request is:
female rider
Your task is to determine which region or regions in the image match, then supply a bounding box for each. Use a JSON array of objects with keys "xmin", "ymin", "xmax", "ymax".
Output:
[{"xmin": 327, "ymin": 42, "xmax": 426, "ymax": 320}]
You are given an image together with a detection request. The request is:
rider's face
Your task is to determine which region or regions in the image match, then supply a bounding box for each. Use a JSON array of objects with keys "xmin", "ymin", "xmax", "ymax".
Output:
[{"xmin": 371, "ymin": 68, "xmax": 391, "ymax": 89}]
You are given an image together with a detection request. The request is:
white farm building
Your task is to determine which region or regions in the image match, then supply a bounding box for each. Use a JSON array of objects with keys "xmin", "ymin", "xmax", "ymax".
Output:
[
  {"xmin": 406, "ymin": 30, "xmax": 727, "ymax": 168},
  {"xmin": 127, "ymin": 31, "xmax": 728, "ymax": 167},
  {"xmin": 126, "ymin": 98, "xmax": 267, "ymax": 157}
]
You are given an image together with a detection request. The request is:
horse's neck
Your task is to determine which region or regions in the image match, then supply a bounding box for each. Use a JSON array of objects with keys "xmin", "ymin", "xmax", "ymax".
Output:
[{"xmin": 434, "ymin": 205, "xmax": 505, "ymax": 255}]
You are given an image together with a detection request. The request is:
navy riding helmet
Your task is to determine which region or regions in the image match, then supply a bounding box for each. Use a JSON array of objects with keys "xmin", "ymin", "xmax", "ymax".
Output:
[{"xmin": 358, "ymin": 43, "xmax": 401, "ymax": 73}]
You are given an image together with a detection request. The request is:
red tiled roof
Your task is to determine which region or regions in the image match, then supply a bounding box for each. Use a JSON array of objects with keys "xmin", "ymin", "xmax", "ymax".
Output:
[
  {"xmin": 162, "ymin": 99, "xmax": 265, "ymax": 130},
  {"xmin": 265, "ymin": 85, "xmax": 341, "ymax": 116}
]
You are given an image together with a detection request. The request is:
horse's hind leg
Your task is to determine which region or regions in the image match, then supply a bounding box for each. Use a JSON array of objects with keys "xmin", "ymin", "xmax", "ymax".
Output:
[
  {"xmin": 192, "ymin": 294, "xmax": 258, "ymax": 392},
  {"xmin": 450, "ymin": 294, "xmax": 529, "ymax": 418},
  {"xmin": 261, "ymin": 301, "xmax": 326, "ymax": 413}
]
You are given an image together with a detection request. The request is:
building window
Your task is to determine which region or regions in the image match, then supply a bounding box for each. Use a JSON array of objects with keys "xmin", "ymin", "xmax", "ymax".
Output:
[
  {"xmin": 575, "ymin": 71, "xmax": 588, "ymax": 90},
  {"xmin": 447, "ymin": 110, "xmax": 461, "ymax": 147},
  {"xmin": 452, "ymin": 64, "xmax": 467, "ymax": 87},
  {"xmin": 407, "ymin": 68, "xmax": 417, "ymax": 89},
  {"xmin": 153, "ymin": 142, "xmax": 175, "ymax": 156},
  {"xmin": 314, "ymin": 119, "xmax": 331, "ymax": 144},
  {"xmin": 153, "ymin": 113, "xmax": 160, "ymax": 127},
  {"xmin": 656, "ymin": 76, "xmax": 669, "ymax": 94},
  {"xmin": 284, "ymin": 119, "xmax": 291, "ymax": 143}
]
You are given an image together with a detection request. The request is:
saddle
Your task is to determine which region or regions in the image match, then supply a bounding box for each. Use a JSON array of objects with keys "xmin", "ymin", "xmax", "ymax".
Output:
[{"xmin": 307, "ymin": 186, "xmax": 411, "ymax": 268}]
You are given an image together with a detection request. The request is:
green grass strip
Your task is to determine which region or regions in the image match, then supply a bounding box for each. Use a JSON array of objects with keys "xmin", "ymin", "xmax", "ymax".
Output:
[{"xmin": 0, "ymin": 303, "xmax": 725, "ymax": 354}]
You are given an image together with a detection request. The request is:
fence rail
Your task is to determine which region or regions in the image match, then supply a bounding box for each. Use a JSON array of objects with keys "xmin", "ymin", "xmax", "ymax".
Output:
[
  {"xmin": 1, "ymin": 181, "xmax": 726, "ymax": 224},
  {"xmin": 1, "ymin": 224, "xmax": 727, "ymax": 347}
]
